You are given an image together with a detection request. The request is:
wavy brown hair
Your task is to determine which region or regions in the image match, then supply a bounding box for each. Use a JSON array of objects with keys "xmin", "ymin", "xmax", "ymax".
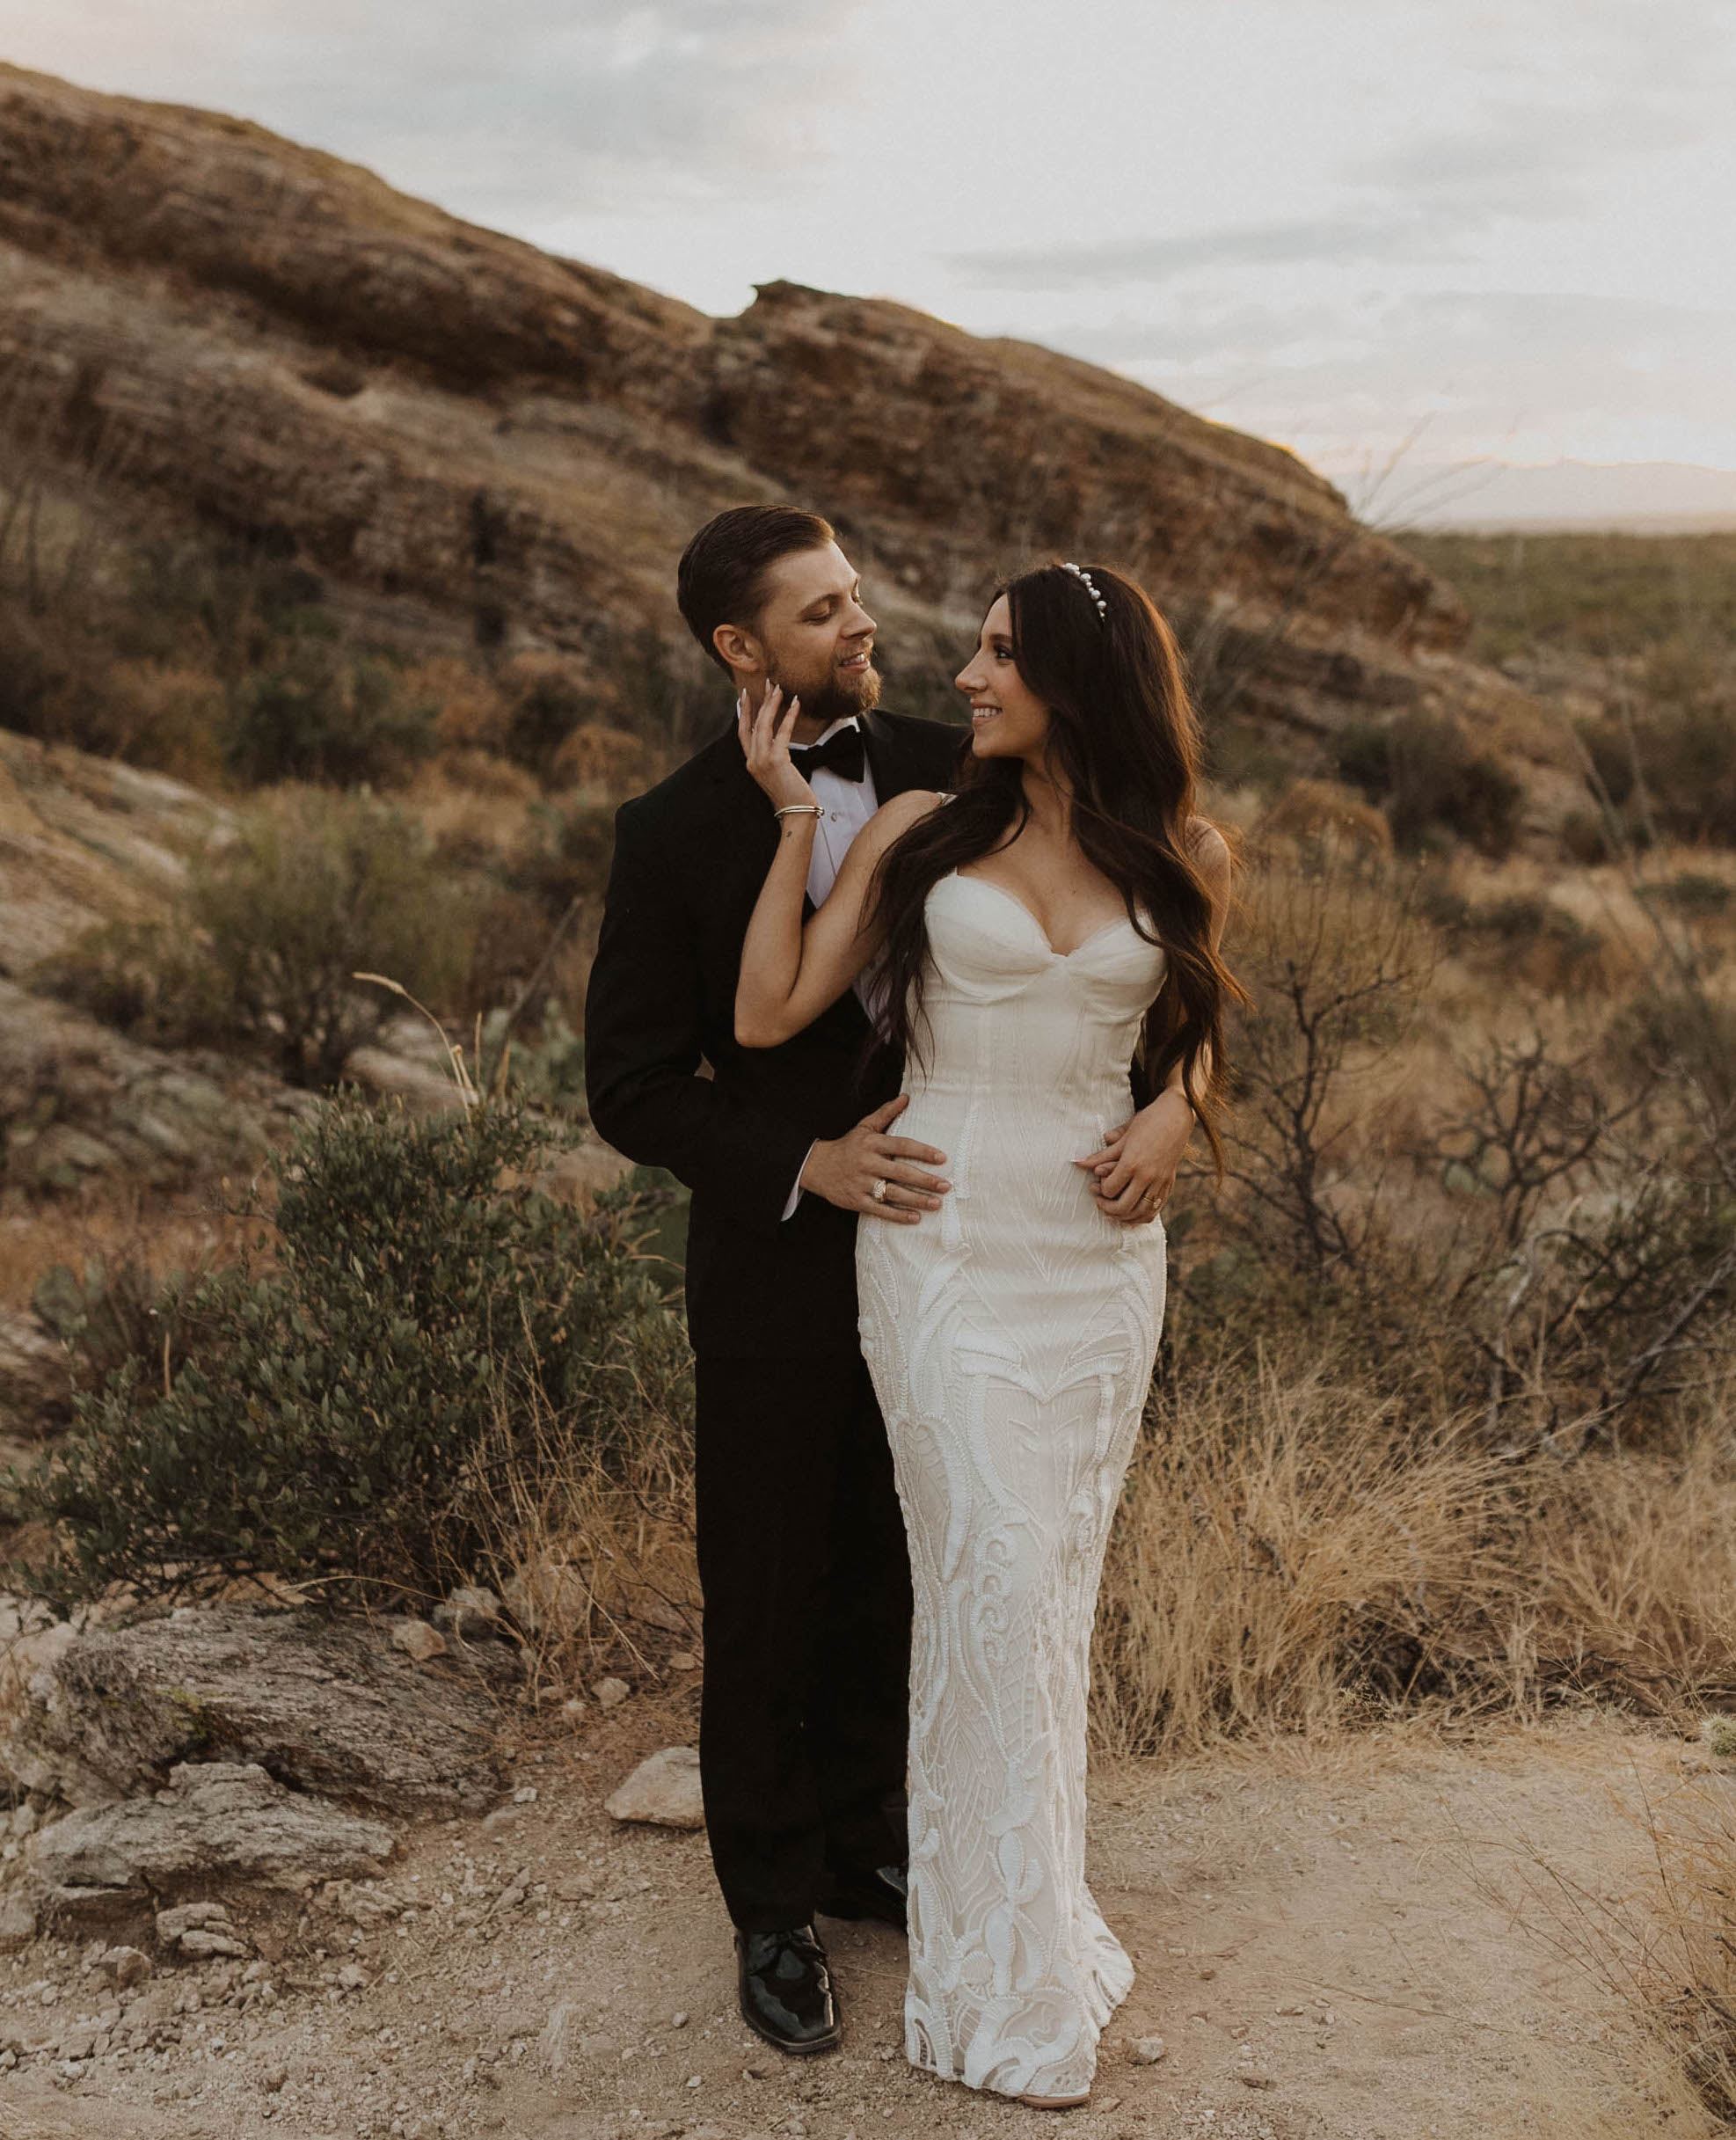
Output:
[{"xmin": 867, "ymin": 560, "xmax": 1241, "ymax": 1171}]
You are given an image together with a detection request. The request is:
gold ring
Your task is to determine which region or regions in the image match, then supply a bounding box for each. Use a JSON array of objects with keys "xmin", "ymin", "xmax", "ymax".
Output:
[{"xmin": 871, "ymin": 1178, "xmax": 889, "ymax": 1202}]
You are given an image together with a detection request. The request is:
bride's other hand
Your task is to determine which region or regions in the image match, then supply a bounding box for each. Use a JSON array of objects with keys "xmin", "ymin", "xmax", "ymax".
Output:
[
  {"xmin": 1073, "ymin": 1089, "xmax": 1195, "ymax": 1224},
  {"xmin": 736, "ymin": 685, "xmax": 817, "ymax": 811}
]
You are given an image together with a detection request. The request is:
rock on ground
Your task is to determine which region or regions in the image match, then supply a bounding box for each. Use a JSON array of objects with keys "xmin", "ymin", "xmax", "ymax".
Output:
[
  {"xmin": 0, "ymin": 1602, "xmax": 513, "ymax": 1814},
  {"xmin": 25, "ymin": 1760, "xmax": 395, "ymax": 1918},
  {"xmin": 0, "ymin": 975, "xmax": 296, "ymax": 1201},
  {"xmin": 604, "ymin": 1746, "xmax": 704, "ymax": 1830}
]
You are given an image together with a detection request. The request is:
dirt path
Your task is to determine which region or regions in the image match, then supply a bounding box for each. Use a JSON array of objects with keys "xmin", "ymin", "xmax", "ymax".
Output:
[{"xmin": 0, "ymin": 1705, "xmax": 1710, "ymax": 2140}]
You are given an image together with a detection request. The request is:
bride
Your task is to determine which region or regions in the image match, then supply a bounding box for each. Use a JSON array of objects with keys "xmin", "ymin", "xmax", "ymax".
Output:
[{"xmin": 732, "ymin": 559, "xmax": 1236, "ymax": 2108}]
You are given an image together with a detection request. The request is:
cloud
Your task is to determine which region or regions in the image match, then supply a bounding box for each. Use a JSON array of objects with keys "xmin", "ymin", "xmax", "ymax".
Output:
[
  {"xmin": 3, "ymin": 0, "xmax": 869, "ymax": 219},
  {"xmin": 946, "ymin": 1, "xmax": 1735, "ymax": 299},
  {"xmin": 1084, "ymin": 288, "xmax": 1736, "ymax": 473},
  {"xmin": 947, "ymin": 213, "xmax": 1455, "ymax": 291}
]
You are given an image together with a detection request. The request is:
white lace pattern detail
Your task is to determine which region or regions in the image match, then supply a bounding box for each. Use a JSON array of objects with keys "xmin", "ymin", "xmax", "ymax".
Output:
[{"xmin": 857, "ymin": 869, "xmax": 1168, "ymax": 2100}]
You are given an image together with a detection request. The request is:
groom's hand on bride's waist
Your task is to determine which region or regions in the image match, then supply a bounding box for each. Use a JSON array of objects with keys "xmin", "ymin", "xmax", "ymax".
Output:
[{"xmin": 799, "ymin": 1095, "xmax": 952, "ymax": 1223}]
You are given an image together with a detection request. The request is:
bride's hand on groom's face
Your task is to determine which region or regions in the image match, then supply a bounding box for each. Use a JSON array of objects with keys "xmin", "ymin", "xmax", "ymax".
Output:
[
  {"xmin": 1075, "ymin": 1090, "xmax": 1194, "ymax": 1224},
  {"xmin": 736, "ymin": 685, "xmax": 819, "ymax": 811}
]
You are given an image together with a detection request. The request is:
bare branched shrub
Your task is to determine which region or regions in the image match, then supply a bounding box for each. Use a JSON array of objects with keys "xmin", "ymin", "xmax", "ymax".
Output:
[{"xmin": 1207, "ymin": 842, "xmax": 1434, "ymax": 1288}]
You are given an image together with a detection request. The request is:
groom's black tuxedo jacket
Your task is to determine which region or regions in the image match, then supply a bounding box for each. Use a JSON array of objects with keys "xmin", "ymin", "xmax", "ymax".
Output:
[{"xmin": 585, "ymin": 706, "xmax": 963, "ymax": 1360}]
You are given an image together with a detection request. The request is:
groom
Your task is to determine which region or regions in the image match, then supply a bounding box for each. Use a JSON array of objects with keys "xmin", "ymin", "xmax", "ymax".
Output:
[{"xmin": 585, "ymin": 505, "xmax": 962, "ymax": 2056}]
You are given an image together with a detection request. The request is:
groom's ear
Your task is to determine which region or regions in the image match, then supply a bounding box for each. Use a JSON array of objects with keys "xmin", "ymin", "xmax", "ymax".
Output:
[{"xmin": 712, "ymin": 621, "xmax": 762, "ymax": 674}]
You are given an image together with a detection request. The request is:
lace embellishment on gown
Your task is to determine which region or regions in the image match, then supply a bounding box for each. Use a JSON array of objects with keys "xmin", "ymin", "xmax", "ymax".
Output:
[{"xmin": 857, "ymin": 868, "xmax": 1168, "ymax": 2100}]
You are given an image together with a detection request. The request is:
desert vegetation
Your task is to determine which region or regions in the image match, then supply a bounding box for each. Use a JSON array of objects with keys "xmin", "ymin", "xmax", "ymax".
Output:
[{"xmin": 5, "ymin": 514, "xmax": 1736, "ymax": 2119}]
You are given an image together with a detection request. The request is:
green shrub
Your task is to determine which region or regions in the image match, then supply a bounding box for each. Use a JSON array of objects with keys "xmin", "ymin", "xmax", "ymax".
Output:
[
  {"xmin": 226, "ymin": 640, "xmax": 436, "ymax": 786},
  {"xmin": 500, "ymin": 661, "xmax": 591, "ymax": 781},
  {"xmin": 1385, "ymin": 711, "xmax": 1523, "ymax": 857},
  {"xmin": 189, "ymin": 790, "xmax": 473, "ymax": 1084},
  {"xmin": 33, "ymin": 790, "xmax": 474, "ymax": 1084},
  {"xmin": 1560, "ymin": 808, "xmax": 1613, "ymax": 865},
  {"xmin": 1338, "ymin": 709, "xmax": 1523, "ymax": 858},
  {"xmin": 1331, "ymin": 719, "xmax": 1392, "ymax": 801},
  {"xmin": 1628, "ymin": 705, "xmax": 1736, "ymax": 844},
  {"xmin": 507, "ymin": 796, "xmax": 618, "ymax": 920},
  {"xmin": 4, "ymin": 1095, "xmax": 690, "ymax": 1610},
  {"xmin": 1659, "ymin": 873, "xmax": 1734, "ymax": 918}
]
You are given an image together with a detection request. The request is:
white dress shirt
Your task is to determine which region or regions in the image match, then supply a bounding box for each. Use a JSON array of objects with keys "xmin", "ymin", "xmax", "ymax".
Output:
[{"xmin": 780, "ymin": 717, "xmax": 879, "ymax": 1220}]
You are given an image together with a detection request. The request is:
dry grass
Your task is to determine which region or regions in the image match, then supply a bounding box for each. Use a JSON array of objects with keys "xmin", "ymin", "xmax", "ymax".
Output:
[
  {"xmin": 469, "ymin": 1332, "xmax": 698, "ymax": 1701},
  {"xmin": 1092, "ymin": 1356, "xmax": 1736, "ymax": 1764},
  {"xmin": 1519, "ymin": 1428, "xmax": 1736, "ymax": 1713},
  {"xmin": 1468, "ymin": 1757, "xmax": 1736, "ymax": 2127},
  {"xmin": 1091, "ymin": 1362, "xmax": 1506, "ymax": 1756},
  {"xmin": 1511, "ymin": 2034, "xmax": 1723, "ymax": 2140},
  {"xmin": 0, "ymin": 1189, "xmax": 264, "ymax": 1313}
]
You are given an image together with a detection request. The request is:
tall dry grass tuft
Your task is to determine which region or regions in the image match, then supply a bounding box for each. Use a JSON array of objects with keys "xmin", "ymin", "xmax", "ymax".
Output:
[
  {"xmin": 1472, "ymin": 1766, "xmax": 1736, "ymax": 2126},
  {"xmin": 1091, "ymin": 1362, "xmax": 1507, "ymax": 1757},
  {"xmin": 470, "ymin": 1304, "xmax": 697, "ymax": 1696},
  {"xmin": 1091, "ymin": 1356, "xmax": 1736, "ymax": 1762},
  {"xmin": 1519, "ymin": 1420, "xmax": 1736, "ymax": 1714}
]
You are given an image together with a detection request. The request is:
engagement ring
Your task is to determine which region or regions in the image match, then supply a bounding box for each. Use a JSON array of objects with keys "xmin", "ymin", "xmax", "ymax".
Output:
[{"xmin": 871, "ymin": 1178, "xmax": 889, "ymax": 1202}]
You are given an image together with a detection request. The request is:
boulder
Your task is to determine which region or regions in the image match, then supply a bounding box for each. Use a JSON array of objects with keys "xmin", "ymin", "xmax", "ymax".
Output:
[
  {"xmin": 27, "ymin": 1760, "xmax": 394, "ymax": 1915},
  {"xmin": 0, "ymin": 975, "xmax": 292, "ymax": 1201},
  {"xmin": 155, "ymin": 1898, "xmax": 247, "ymax": 1957},
  {"xmin": 604, "ymin": 1746, "xmax": 704, "ymax": 1830},
  {"xmin": 312, "ymin": 1876, "xmax": 403, "ymax": 1926},
  {"xmin": 0, "ymin": 1310, "xmax": 69, "ymax": 1443},
  {"xmin": 388, "ymin": 1617, "xmax": 449, "ymax": 1663},
  {"xmin": 97, "ymin": 1942, "xmax": 153, "ymax": 1986},
  {"xmin": 432, "ymin": 1585, "xmax": 507, "ymax": 1641},
  {"xmin": 0, "ymin": 1602, "xmax": 511, "ymax": 1815},
  {"xmin": 0, "ymin": 1880, "xmax": 40, "ymax": 1950}
]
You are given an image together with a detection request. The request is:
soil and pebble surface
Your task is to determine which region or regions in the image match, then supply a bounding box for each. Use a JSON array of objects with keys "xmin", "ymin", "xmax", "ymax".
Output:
[{"xmin": 0, "ymin": 1684, "xmax": 1703, "ymax": 2140}]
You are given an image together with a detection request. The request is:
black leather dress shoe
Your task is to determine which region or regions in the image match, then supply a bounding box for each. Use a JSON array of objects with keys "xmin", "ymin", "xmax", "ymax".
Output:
[
  {"xmin": 736, "ymin": 1925, "xmax": 842, "ymax": 2056},
  {"xmin": 815, "ymin": 1862, "xmax": 908, "ymax": 1932}
]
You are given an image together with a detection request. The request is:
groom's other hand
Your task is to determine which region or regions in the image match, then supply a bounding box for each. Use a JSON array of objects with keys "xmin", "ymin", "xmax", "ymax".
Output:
[{"xmin": 800, "ymin": 1096, "xmax": 951, "ymax": 1223}]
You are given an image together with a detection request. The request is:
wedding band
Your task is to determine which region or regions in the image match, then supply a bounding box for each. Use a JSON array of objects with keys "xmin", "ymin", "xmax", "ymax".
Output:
[{"xmin": 871, "ymin": 1178, "xmax": 889, "ymax": 1202}]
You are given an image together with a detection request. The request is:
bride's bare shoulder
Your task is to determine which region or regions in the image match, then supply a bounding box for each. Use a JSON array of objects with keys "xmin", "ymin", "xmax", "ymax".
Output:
[
  {"xmin": 867, "ymin": 787, "xmax": 952, "ymax": 846},
  {"xmin": 1185, "ymin": 814, "xmax": 1232, "ymax": 888}
]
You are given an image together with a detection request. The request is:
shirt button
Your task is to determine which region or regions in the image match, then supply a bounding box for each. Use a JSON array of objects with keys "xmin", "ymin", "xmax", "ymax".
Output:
[{"xmin": 829, "ymin": 813, "xmax": 841, "ymax": 822}]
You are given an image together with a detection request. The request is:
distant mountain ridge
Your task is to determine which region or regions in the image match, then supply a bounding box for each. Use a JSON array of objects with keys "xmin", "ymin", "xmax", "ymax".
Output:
[
  {"xmin": 1397, "ymin": 459, "xmax": 1736, "ymax": 534},
  {"xmin": 0, "ymin": 62, "xmax": 1486, "ymax": 740}
]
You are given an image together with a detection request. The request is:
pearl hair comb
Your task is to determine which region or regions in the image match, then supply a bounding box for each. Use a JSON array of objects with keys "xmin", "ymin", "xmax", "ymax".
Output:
[{"xmin": 1060, "ymin": 559, "xmax": 1109, "ymax": 619}]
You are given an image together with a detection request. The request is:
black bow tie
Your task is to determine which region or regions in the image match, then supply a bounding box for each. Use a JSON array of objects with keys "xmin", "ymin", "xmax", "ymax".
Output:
[{"xmin": 788, "ymin": 722, "xmax": 866, "ymax": 784}]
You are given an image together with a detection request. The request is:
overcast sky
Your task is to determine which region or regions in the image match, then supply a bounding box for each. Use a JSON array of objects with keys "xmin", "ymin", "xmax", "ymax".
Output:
[{"xmin": 4, "ymin": 0, "xmax": 1734, "ymax": 514}]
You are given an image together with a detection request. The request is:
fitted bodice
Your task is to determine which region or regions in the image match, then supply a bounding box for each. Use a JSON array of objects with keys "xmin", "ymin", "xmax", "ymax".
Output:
[{"xmin": 901, "ymin": 868, "xmax": 1167, "ymax": 1149}]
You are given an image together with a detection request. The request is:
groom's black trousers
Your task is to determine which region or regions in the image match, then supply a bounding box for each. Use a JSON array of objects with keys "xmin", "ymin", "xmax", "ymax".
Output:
[{"xmin": 694, "ymin": 1348, "xmax": 912, "ymax": 1934}]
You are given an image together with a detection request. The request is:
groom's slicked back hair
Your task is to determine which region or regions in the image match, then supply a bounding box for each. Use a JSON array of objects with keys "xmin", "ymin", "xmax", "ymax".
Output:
[{"xmin": 678, "ymin": 504, "xmax": 835, "ymax": 672}]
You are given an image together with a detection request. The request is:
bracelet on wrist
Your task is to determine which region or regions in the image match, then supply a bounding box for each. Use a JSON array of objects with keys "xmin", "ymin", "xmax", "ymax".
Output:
[{"xmin": 773, "ymin": 802, "xmax": 824, "ymax": 821}]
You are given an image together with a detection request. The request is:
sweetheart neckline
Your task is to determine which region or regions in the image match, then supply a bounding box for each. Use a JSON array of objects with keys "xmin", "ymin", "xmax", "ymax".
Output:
[{"xmin": 945, "ymin": 868, "xmax": 1142, "ymax": 961}]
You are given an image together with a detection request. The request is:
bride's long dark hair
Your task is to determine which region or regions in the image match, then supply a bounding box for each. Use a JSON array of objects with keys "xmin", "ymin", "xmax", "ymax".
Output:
[{"xmin": 868, "ymin": 560, "xmax": 1240, "ymax": 1170}]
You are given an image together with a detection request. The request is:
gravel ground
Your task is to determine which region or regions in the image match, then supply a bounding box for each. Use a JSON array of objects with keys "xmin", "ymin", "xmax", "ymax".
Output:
[{"xmin": 0, "ymin": 1696, "xmax": 1705, "ymax": 2140}]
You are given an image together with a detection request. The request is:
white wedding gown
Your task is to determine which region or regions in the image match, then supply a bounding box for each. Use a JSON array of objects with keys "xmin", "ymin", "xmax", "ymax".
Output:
[{"xmin": 857, "ymin": 866, "xmax": 1169, "ymax": 2100}]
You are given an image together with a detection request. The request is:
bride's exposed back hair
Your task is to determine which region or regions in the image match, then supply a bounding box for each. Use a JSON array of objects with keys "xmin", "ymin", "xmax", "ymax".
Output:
[{"xmin": 869, "ymin": 559, "xmax": 1239, "ymax": 1169}]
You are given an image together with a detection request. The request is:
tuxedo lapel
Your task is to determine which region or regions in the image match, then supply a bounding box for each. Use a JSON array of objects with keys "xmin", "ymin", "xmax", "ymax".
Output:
[
  {"xmin": 702, "ymin": 718, "xmax": 779, "ymax": 876},
  {"xmin": 864, "ymin": 710, "xmax": 918, "ymax": 800},
  {"xmin": 864, "ymin": 709, "xmax": 966, "ymax": 801}
]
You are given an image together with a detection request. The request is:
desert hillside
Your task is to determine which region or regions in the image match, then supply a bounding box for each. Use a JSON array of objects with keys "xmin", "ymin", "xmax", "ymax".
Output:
[{"xmin": 0, "ymin": 60, "xmax": 1485, "ymax": 743}]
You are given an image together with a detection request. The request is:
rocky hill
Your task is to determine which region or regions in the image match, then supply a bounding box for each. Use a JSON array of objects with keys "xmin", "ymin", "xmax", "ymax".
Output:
[{"xmin": 0, "ymin": 62, "xmax": 1484, "ymax": 741}]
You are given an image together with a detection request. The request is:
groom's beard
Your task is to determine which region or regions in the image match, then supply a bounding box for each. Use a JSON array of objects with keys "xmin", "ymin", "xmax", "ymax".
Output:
[{"xmin": 768, "ymin": 658, "xmax": 882, "ymax": 731}]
